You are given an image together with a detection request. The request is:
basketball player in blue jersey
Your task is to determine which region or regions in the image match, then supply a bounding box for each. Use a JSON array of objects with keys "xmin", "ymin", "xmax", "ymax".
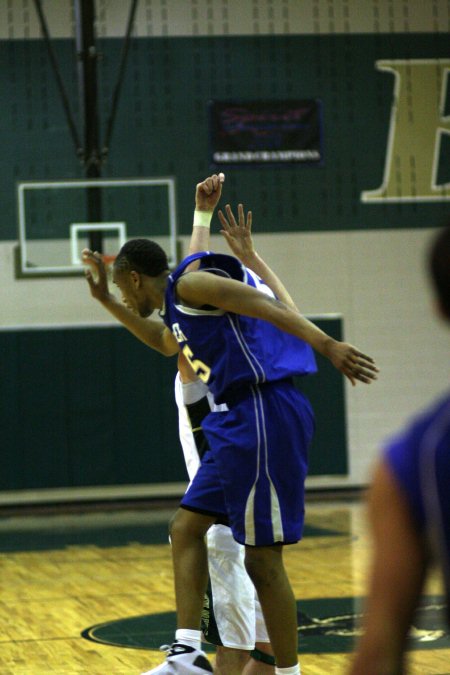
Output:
[
  {"xmin": 176, "ymin": 179, "xmax": 275, "ymax": 674},
  {"xmin": 85, "ymin": 174, "xmax": 275, "ymax": 674},
  {"xmin": 84, "ymin": 176, "xmax": 378, "ymax": 675},
  {"xmin": 350, "ymin": 224, "xmax": 450, "ymax": 675}
]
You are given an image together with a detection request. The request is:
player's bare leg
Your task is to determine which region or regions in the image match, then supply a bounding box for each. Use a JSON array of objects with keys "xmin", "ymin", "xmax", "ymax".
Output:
[
  {"xmin": 245, "ymin": 545, "xmax": 299, "ymax": 669},
  {"xmin": 169, "ymin": 507, "xmax": 216, "ymax": 628},
  {"xmin": 242, "ymin": 642, "xmax": 275, "ymax": 674},
  {"xmin": 213, "ymin": 646, "xmax": 250, "ymax": 675},
  {"xmin": 213, "ymin": 642, "xmax": 275, "ymax": 674}
]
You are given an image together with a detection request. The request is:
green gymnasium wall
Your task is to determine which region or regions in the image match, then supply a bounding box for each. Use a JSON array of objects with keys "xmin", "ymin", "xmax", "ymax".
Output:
[
  {"xmin": 1, "ymin": 27, "xmax": 447, "ymax": 492},
  {"xmin": 0, "ymin": 318, "xmax": 346, "ymax": 491},
  {"xmin": 1, "ymin": 32, "xmax": 449, "ymax": 242}
]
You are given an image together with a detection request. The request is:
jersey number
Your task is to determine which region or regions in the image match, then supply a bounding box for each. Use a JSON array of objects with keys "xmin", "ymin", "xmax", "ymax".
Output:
[{"xmin": 182, "ymin": 344, "xmax": 211, "ymax": 383}]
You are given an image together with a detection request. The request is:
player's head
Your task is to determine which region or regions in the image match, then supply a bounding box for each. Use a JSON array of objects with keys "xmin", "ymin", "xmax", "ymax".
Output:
[
  {"xmin": 113, "ymin": 238, "xmax": 169, "ymax": 317},
  {"xmin": 115, "ymin": 238, "xmax": 169, "ymax": 277},
  {"xmin": 429, "ymin": 223, "xmax": 450, "ymax": 322}
]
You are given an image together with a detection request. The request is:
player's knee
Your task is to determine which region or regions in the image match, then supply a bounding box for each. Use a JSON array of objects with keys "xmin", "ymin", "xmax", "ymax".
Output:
[
  {"xmin": 168, "ymin": 508, "xmax": 189, "ymax": 542},
  {"xmin": 244, "ymin": 549, "xmax": 282, "ymax": 589},
  {"xmin": 169, "ymin": 507, "xmax": 211, "ymax": 542}
]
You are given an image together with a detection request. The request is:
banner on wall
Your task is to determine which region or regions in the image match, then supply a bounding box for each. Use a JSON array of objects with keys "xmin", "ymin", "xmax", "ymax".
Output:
[{"xmin": 209, "ymin": 99, "xmax": 323, "ymax": 166}]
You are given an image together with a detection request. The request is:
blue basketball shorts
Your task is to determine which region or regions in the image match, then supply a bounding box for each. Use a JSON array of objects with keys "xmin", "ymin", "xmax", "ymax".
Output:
[{"xmin": 180, "ymin": 379, "xmax": 315, "ymax": 546}]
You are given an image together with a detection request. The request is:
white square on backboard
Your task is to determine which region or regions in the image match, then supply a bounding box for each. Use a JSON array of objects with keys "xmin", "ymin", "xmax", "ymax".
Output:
[{"xmin": 70, "ymin": 222, "xmax": 127, "ymax": 265}]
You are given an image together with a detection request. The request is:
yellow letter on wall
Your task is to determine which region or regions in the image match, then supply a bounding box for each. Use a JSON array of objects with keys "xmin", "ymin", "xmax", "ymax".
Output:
[{"xmin": 361, "ymin": 60, "xmax": 450, "ymax": 203}]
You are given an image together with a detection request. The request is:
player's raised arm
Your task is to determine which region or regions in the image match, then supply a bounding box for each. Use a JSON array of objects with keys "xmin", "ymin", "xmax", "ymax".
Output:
[
  {"xmin": 187, "ymin": 173, "xmax": 225, "ymax": 260},
  {"xmin": 83, "ymin": 249, "xmax": 178, "ymax": 356},
  {"xmin": 218, "ymin": 203, "xmax": 298, "ymax": 311}
]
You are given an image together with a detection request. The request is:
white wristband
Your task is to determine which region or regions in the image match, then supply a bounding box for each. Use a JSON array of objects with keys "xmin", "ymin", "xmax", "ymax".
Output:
[{"xmin": 193, "ymin": 210, "xmax": 212, "ymax": 228}]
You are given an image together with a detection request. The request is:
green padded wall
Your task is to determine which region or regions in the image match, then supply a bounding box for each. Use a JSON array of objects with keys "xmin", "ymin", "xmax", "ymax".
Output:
[
  {"xmin": 298, "ymin": 317, "xmax": 347, "ymax": 476},
  {"xmin": 1, "ymin": 326, "xmax": 182, "ymax": 490},
  {"xmin": 0, "ymin": 318, "xmax": 346, "ymax": 492}
]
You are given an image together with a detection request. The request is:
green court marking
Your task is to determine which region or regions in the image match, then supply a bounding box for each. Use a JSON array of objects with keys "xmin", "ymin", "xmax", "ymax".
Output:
[
  {"xmin": 82, "ymin": 596, "xmax": 449, "ymax": 654},
  {"xmin": 0, "ymin": 521, "xmax": 337, "ymax": 553},
  {"xmin": 0, "ymin": 521, "xmax": 172, "ymax": 553}
]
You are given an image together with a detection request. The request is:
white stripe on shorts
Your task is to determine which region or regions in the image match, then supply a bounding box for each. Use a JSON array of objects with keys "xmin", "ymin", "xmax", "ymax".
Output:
[{"xmin": 244, "ymin": 386, "xmax": 284, "ymax": 545}]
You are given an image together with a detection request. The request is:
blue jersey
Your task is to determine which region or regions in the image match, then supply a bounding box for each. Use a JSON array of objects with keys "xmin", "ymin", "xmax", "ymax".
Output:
[
  {"xmin": 385, "ymin": 390, "xmax": 450, "ymax": 612},
  {"xmin": 162, "ymin": 251, "xmax": 317, "ymax": 403}
]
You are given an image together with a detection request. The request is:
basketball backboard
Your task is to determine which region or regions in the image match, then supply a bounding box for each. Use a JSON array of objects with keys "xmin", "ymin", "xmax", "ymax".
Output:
[{"xmin": 16, "ymin": 177, "xmax": 177, "ymax": 277}]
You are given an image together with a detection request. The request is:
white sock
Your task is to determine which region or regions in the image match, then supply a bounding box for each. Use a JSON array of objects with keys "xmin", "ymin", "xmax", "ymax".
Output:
[
  {"xmin": 275, "ymin": 665, "xmax": 301, "ymax": 675},
  {"xmin": 175, "ymin": 628, "xmax": 202, "ymax": 651}
]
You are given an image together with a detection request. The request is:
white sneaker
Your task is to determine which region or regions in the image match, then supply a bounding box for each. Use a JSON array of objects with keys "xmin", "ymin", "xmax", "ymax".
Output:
[{"xmin": 141, "ymin": 642, "xmax": 213, "ymax": 674}]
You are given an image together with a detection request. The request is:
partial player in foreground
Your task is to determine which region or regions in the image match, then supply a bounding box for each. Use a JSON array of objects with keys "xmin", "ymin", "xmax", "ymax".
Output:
[{"xmin": 350, "ymin": 224, "xmax": 450, "ymax": 675}]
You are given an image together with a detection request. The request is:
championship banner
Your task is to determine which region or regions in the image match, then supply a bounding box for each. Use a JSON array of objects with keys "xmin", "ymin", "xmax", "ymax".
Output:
[{"xmin": 209, "ymin": 99, "xmax": 323, "ymax": 166}]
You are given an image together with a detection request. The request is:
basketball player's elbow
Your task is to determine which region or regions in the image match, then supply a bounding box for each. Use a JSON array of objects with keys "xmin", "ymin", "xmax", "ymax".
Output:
[
  {"xmin": 163, "ymin": 343, "xmax": 180, "ymax": 357},
  {"xmin": 267, "ymin": 304, "xmax": 297, "ymax": 333},
  {"xmin": 159, "ymin": 334, "xmax": 180, "ymax": 357},
  {"xmin": 149, "ymin": 338, "xmax": 178, "ymax": 357},
  {"xmin": 139, "ymin": 329, "xmax": 178, "ymax": 356}
]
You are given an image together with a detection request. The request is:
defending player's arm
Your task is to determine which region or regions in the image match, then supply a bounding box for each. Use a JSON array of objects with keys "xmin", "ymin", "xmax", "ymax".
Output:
[
  {"xmin": 218, "ymin": 203, "xmax": 298, "ymax": 311},
  {"xmin": 349, "ymin": 459, "xmax": 428, "ymax": 674},
  {"xmin": 177, "ymin": 352, "xmax": 212, "ymax": 461},
  {"xmin": 187, "ymin": 173, "xmax": 225, "ymax": 261},
  {"xmin": 176, "ymin": 271, "xmax": 378, "ymax": 385},
  {"xmin": 83, "ymin": 249, "xmax": 178, "ymax": 356}
]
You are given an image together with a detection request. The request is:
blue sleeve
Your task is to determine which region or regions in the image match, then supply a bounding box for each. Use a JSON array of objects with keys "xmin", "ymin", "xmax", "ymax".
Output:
[{"xmin": 384, "ymin": 421, "xmax": 427, "ymax": 532}]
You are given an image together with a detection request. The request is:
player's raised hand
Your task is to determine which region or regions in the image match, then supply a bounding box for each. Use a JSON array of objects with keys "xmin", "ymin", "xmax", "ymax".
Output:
[
  {"xmin": 82, "ymin": 248, "xmax": 112, "ymax": 303},
  {"xmin": 325, "ymin": 341, "xmax": 379, "ymax": 386},
  {"xmin": 195, "ymin": 172, "xmax": 225, "ymax": 212},
  {"xmin": 218, "ymin": 203, "xmax": 255, "ymax": 265}
]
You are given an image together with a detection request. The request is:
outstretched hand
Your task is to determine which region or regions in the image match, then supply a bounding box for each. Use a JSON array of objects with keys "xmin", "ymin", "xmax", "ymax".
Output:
[
  {"xmin": 218, "ymin": 203, "xmax": 255, "ymax": 264},
  {"xmin": 82, "ymin": 248, "xmax": 112, "ymax": 303},
  {"xmin": 325, "ymin": 341, "xmax": 379, "ymax": 385},
  {"xmin": 195, "ymin": 173, "xmax": 225, "ymax": 212}
]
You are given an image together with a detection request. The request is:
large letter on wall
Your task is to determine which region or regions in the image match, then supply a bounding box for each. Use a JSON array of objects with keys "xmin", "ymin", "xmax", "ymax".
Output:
[{"xmin": 362, "ymin": 60, "xmax": 450, "ymax": 203}]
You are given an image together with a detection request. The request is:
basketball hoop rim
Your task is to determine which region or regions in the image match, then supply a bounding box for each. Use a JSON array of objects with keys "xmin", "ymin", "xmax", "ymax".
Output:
[{"xmin": 102, "ymin": 255, "xmax": 116, "ymax": 265}]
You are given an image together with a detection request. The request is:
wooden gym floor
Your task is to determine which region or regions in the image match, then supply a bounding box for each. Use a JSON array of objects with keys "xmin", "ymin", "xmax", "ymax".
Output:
[{"xmin": 0, "ymin": 498, "xmax": 449, "ymax": 675}]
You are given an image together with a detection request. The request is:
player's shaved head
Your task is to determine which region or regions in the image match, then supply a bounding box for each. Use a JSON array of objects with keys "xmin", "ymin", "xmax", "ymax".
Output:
[{"xmin": 114, "ymin": 238, "xmax": 169, "ymax": 278}]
